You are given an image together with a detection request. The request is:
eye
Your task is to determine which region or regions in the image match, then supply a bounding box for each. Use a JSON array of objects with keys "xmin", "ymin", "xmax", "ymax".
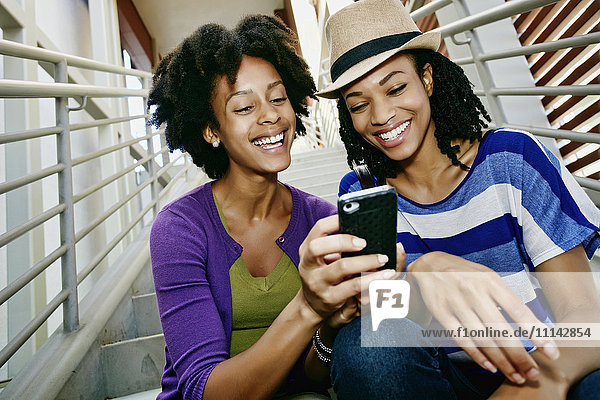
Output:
[
  {"xmin": 349, "ymin": 103, "xmax": 368, "ymax": 113},
  {"xmin": 388, "ymin": 84, "xmax": 407, "ymax": 96},
  {"xmin": 271, "ymin": 96, "xmax": 288, "ymax": 104},
  {"xmin": 234, "ymin": 105, "xmax": 254, "ymax": 114}
]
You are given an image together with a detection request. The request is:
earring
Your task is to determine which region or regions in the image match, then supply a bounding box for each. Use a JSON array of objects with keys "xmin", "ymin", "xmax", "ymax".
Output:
[{"xmin": 212, "ymin": 140, "xmax": 220, "ymax": 148}]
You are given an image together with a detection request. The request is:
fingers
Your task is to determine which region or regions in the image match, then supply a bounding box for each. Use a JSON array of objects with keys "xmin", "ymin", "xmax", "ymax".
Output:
[
  {"xmin": 304, "ymin": 234, "xmax": 367, "ymax": 261},
  {"xmin": 396, "ymin": 242, "xmax": 406, "ymax": 273},
  {"xmin": 491, "ymin": 284, "xmax": 560, "ymax": 361}
]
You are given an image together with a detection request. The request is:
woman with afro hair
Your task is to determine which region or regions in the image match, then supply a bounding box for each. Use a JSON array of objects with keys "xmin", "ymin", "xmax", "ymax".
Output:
[
  {"xmin": 148, "ymin": 14, "xmax": 397, "ymax": 400},
  {"xmin": 317, "ymin": 0, "xmax": 600, "ymax": 399}
]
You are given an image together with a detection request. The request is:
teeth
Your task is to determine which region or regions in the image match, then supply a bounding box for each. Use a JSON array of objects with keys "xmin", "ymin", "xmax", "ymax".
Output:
[
  {"xmin": 378, "ymin": 121, "xmax": 410, "ymax": 141},
  {"xmin": 253, "ymin": 132, "xmax": 284, "ymax": 147}
]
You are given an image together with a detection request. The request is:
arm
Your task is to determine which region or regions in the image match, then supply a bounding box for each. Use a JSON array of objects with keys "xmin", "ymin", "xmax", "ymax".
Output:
[
  {"xmin": 490, "ymin": 245, "xmax": 600, "ymax": 399},
  {"xmin": 153, "ymin": 210, "xmax": 393, "ymax": 400}
]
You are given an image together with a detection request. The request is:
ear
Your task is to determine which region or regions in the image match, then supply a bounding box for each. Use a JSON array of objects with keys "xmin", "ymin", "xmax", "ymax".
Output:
[
  {"xmin": 202, "ymin": 126, "xmax": 220, "ymax": 146},
  {"xmin": 421, "ymin": 63, "xmax": 433, "ymax": 97}
]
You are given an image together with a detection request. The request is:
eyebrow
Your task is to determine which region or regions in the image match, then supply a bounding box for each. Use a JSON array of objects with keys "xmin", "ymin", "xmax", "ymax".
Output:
[
  {"xmin": 344, "ymin": 71, "xmax": 406, "ymax": 101},
  {"xmin": 378, "ymin": 71, "xmax": 405, "ymax": 86},
  {"xmin": 225, "ymin": 80, "xmax": 284, "ymax": 104}
]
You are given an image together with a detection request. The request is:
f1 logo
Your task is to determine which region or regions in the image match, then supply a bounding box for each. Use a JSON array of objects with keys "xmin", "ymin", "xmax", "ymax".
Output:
[{"xmin": 369, "ymin": 279, "xmax": 410, "ymax": 331}]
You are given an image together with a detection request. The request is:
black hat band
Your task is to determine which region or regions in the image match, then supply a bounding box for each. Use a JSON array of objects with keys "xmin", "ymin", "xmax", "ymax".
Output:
[{"xmin": 330, "ymin": 31, "xmax": 422, "ymax": 83}]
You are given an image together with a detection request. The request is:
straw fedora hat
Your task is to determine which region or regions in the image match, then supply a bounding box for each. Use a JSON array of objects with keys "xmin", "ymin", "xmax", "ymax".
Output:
[{"xmin": 316, "ymin": 0, "xmax": 441, "ymax": 99}]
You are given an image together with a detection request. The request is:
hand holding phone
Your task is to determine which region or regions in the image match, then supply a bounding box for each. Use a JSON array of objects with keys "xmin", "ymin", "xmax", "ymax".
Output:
[{"xmin": 338, "ymin": 185, "xmax": 397, "ymax": 270}]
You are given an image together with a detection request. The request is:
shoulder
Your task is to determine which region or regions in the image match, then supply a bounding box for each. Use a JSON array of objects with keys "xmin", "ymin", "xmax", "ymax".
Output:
[
  {"xmin": 150, "ymin": 182, "xmax": 213, "ymax": 244},
  {"xmin": 338, "ymin": 171, "xmax": 364, "ymax": 196}
]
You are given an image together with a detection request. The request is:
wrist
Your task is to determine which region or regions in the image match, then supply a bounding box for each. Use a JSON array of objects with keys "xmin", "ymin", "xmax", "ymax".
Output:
[{"xmin": 290, "ymin": 291, "xmax": 324, "ymax": 329}]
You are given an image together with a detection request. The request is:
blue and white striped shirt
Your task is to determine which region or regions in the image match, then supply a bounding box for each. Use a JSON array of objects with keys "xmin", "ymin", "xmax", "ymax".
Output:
[{"xmin": 339, "ymin": 128, "xmax": 600, "ymax": 360}]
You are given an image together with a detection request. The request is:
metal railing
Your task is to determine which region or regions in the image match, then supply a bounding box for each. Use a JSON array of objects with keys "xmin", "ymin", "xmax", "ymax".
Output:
[
  {"xmin": 315, "ymin": 0, "xmax": 599, "ymax": 195},
  {"xmin": 0, "ymin": 39, "xmax": 192, "ymax": 371}
]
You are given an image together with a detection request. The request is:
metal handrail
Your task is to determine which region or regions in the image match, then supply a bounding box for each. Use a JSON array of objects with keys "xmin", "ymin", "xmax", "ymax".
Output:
[
  {"xmin": 0, "ymin": 126, "xmax": 63, "ymax": 144},
  {"xmin": 70, "ymin": 114, "xmax": 149, "ymax": 132},
  {"xmin": 0, "ymin": 29, "xmax": 189, "ymax": 374},
  {"xmin": 71, "ymin": 133, "xmax": 155, "ymax": 166},
  {"xmin": 432, "ymin": 0, "xmax": 560, "ymax": 38},
  {"xmin": 0, "ymin": 79, "xmax": 148, "ymax": 98},
  {"xmin": 0, "ymin": 39, "xmax": 152, "ymax": 78},
  {"xmin": 410, "ymin": 0, "xmax": 452, "ymax": 20},
  {"xmin": 0, "ymin": 163, "xmax": 65, "ymax": 195},
  {"xmin": 453, "ymin": 33, "xmax": 600, "ymax": 65},
  {"xmin": 77, "ymin": 200, "xmax": 157, "ymax": 284},
  {"xmin": 0, "ymin": 204, "xmax": 66, "ymax": 248}
]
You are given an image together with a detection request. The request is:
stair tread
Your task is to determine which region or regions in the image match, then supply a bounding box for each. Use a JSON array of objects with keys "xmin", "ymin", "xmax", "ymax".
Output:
[{"xmin": 110, "ymin": 388, "xmax": 161, "ymax": 400}]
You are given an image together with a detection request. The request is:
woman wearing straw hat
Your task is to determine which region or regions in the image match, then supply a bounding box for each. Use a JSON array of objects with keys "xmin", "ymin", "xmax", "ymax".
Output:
[{"xmin": 316, "ymin": 0, "xmax": 600, "ymax": 399}]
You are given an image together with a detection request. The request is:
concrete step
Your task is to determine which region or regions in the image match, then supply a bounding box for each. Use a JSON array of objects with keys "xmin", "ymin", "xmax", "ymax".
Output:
[
  {"xmin": 290, "ymin": 146, "xmax": 346, "ymax": 162},
  {"xmin": 112, "ymin": 388, "xmax": 161, "ymax": 400},
  {"xmin": 298, "ymin": 180, "xmax": 341, "ymax": 198},
  {"xmin": 280, "ymin": 161, "xmax": 349, "ymax": 180},
  {"xmin": 281, "ymin": 169, "xmax": 349, "ymax": 189},
  {"xmin": 101, "ymin": 334, "xmax": 165, "ymax": 399},
  {"xmin": 132, "ymin": 292, "xmax": 162, "ymax": 337}
]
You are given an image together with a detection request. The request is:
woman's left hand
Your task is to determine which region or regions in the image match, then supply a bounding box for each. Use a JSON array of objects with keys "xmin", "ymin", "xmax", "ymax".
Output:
[{"xmin": 325, "ymin": 296, "xmax": 360, "ymax": 330}]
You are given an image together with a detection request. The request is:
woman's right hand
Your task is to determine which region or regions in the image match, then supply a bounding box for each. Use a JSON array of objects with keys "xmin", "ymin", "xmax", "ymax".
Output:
[
  {"xmin": 408, "ymin": 251, "xmax": 560, "ymax": 385},
  {"xmin": 298, "ymin": 215, "xmax": 396, "ymax": 321}
]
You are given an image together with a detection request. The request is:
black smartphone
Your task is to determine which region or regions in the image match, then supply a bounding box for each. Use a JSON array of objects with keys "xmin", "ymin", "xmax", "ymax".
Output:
[{"xmin": 338, "ymin": 185, "xmax": 397, "ymax": 270}]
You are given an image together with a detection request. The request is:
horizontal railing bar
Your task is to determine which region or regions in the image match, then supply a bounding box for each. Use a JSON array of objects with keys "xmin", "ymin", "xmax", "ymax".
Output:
[
  {"xmin": 71, "ymin": 133, "xmax": 155, "ymax": 166},
  {"xmin": 159, "ymin": 163, "xmax": 192, "ymax": 199},
  {"xmin": 490, "ymin": 85, "xmax": 600, "ymax": 97},
  {"xmin": 77, "ymin": 200, "xmax": 156, "ymax": 284},
  {"xmin": 0, "ymin": 288, "xmax": 69, "ymax": 368},
  {"xmin": 504, "ymin": 124, "xmax": 600, "ymax": 145},
  {"xmin": 0, "ymin": 245, "xmax": 68, "ymax": 306},
  {"xmin": 70, "ymin": 114, "xmax": 149, "ymax": 132},
  {"xmin": 410, "ymin": 0, "xmax": 452, "ymax": 20},
  {"xmin": 0, "ymin": 163, "xmax": 65, "ymax": 195},
  {"xmin": 73, "ymin": 151, "xmax": 156, "ymax": 204},
  {"xmin": 453, "ymin": 33, "xmax": 600, "ymax": 65},
  {"xmin": 432, "ymin": 0, "xmax": 559, "ymax": 38},
  {"xmin": 0, "ymin": 203, "xmax": 66, "ymax": 248},
  {"xmin": 0, "ymin": 79, "xmax": 148, "ymax": 98},
  {"xmin": 574, "ymin": 176, "xmax": 600, "ymax": 192},
  {"xmin": 155, "ymin": 147, "xmax": 180, "ymax": 177},
  {"xmin": 0, "ymin": 126, "xmax": 63, "ymax": 144},
  {"xmin": 0, "ymin": 39, "xmax": 152, "ymax": 78},
  {"xmin": 75, "ymin": 178, "xmax": 153, "ymax": 243}
]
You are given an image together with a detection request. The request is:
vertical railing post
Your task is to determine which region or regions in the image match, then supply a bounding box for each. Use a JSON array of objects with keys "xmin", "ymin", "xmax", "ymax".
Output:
[
  {"xmin": 142, "ymin": 78, "xmax": 159, "ymax": 216},
  {"xmin": 451, "ymin": 0, "xmax": 508, "ymax": 126},
  {"xmin": 55, "ymin": 60, "xmax": 79, "ymax": 332}
]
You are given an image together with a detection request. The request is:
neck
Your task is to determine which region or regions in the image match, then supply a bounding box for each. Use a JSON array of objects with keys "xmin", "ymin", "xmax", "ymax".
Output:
[{"xmin": 213, "ymin": 166, "xmax": 287, "ymax": 221}]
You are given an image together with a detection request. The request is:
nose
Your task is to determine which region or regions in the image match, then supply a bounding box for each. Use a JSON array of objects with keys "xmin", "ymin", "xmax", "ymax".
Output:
[
  {"xmin": 258, "ymin": 101, "xmax": 280, "ymax": 125},
  {"xmin": 370, "ymin": 98, "xmax": 395, "ymax": 126}
]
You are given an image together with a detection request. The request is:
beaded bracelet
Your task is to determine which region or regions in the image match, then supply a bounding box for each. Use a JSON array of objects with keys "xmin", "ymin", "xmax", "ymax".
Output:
[{"xmin": 312, "ymin": 329, "xmax": 332, "ymax": 365}]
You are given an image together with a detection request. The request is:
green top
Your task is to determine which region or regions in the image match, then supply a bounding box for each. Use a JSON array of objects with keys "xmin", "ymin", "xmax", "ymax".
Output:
[{"xmin": 213, "ymin": 194, "xmax": 301, "ymax": 357}]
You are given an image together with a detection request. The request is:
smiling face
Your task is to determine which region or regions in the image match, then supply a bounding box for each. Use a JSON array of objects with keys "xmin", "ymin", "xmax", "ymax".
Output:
[
  {"xmin": 340, "ymin": 53, "xmax": 435, "ymax": 164},
  {"xmin": 205, "ymin": 56, "xmax": 296, "ymax": 177}
]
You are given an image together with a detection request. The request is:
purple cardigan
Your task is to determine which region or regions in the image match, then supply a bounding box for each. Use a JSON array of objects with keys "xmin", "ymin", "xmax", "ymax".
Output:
[{"xmin": 150, "ymin": 181, "xmax": 336, "ymax": 400}]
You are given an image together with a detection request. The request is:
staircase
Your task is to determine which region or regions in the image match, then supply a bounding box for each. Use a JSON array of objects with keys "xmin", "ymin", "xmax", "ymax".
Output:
[
  {"xmin": 280, "ymin": 146, "xmax": 350, "ymax": 204},
  {"xmin": 13, "ymin": 146, "xmax": 347, "ymax": 400}
]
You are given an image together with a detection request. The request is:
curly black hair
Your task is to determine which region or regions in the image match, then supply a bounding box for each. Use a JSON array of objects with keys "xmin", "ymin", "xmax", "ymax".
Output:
[
  {"xmin": 148, "ymin": 15, "xmax": 316, "ymax": 179},
  {"xmin": 337, "ymin": 49, "xmax": 491, "ymax": 182}
]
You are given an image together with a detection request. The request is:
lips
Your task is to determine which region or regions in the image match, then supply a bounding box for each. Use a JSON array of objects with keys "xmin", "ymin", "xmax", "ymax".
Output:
[
  {"xmin": 374, "ymin": 120, "xmax": 411, "ymax": 148},
  {"xmin": 252, "ymin": 131, "xmax": 285, "ymax": 150}
]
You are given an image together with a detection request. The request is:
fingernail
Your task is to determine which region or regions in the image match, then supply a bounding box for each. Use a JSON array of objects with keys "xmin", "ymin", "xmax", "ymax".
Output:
[
  {"xmin": 543, "ymin": 342, "xmax": 560, "ymax": 360},
  {"xmin": 353, "ymin": 238, "xmax": 366, "ymax": 248},
  {"xmin": 382, "ymin": 270, "xmax": 395, "ymax": 279},
  {"xmin": 526, "ymin": 368, "xmax": 538, "ymax": 380},
  {"xmin": 377, "ymin": 255, "xmax": 389, "ymax": 264},
  {"xmin": 483, "ymin": 361, "xmax": 497, "ymax": 373},
  {"xmin": 511, "ymin": 373, "xmax": 525, "ymax": 384}
]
